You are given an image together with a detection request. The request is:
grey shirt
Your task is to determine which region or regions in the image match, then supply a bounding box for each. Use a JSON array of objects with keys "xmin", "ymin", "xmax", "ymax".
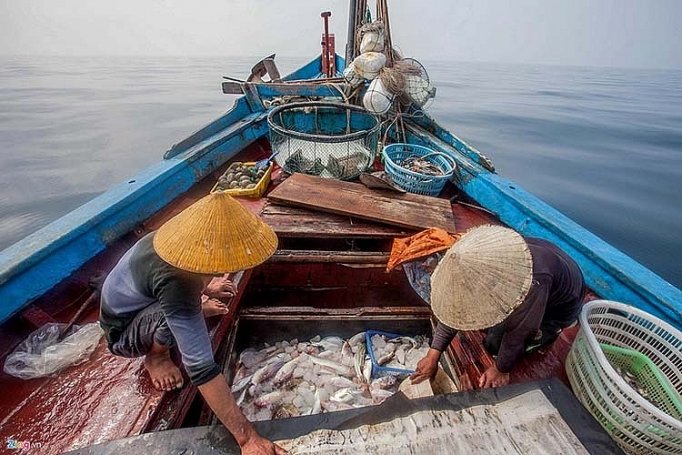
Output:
[{"xmin": 100, "ymin": 232, "xmax": 220, "ymax": 386}]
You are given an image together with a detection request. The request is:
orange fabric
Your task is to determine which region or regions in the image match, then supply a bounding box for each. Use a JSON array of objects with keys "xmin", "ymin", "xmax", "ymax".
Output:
[{"xmin": 386, "ymin": 228, "xmax": 461, "ymax": 272}]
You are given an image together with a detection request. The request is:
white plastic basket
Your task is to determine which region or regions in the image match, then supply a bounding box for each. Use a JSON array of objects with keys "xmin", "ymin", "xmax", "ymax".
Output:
[{"xmin": 566, "ymin": 300, "xmax": 682, "ymax": 454}]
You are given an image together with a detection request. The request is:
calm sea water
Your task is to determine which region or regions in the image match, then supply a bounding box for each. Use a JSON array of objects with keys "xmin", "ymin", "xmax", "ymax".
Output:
[{"xmin": 1, "ymin": 56, "xmax": 680, "ymax": 288}]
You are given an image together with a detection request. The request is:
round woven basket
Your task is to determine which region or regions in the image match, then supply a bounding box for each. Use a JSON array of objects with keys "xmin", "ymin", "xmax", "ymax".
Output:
[
  {"xmin": 565, "ymin": 300, "xmax": 682, "ymax": 454},
  {"xmin": 382, "ymin": 143, "xmax": 456, "ymax": 196}
]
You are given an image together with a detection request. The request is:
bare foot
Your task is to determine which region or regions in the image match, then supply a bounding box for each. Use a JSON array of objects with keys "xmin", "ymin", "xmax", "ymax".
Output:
[
  {"xmin": 202, "ymin": 298, "xmax": 229, "ymax": 318},
  {"xmin": 144, "ymin": 348, "xmax": 184, "ymax": 391}
]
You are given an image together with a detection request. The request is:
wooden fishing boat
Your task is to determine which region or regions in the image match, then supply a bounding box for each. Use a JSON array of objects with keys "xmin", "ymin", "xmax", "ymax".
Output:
[{"xmin": 0, "ymin": 4, "xmax": 680, "ymax": 454}]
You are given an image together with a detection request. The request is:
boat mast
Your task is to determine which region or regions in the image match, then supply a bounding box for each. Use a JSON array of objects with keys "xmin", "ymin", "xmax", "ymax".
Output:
[{"xmin": 345, "ymin": 0, "xmax": 358, "ymax": 65}]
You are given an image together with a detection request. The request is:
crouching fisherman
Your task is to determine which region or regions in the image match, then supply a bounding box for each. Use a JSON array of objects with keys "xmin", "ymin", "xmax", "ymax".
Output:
[
  {"xmin": 410, "ymin": 225, "xmax": 586, "ymax": 389},
  {"xmin": 99, "ymin": 191, "xmax": 286, "ymax": 455}
]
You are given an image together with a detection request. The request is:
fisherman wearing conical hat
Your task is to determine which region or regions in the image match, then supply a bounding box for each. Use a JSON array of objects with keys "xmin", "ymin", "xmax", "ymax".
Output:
[
  {"xmin": 410, "ymin": 225, "xmax": 586, "ymax": 389},
  {"xmin": 99, "ymin": 192, "xmax": 286, "ymax": 455}
]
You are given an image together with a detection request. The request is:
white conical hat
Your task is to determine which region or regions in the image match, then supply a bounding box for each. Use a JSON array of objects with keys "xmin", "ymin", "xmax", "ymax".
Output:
[
  {"xmin": 430, "ymin": 225, "xmax": 533, "ymax": 330},
  {"xmin": 153, "ymin": 192, "xmax": 278, "ymax": 274}
]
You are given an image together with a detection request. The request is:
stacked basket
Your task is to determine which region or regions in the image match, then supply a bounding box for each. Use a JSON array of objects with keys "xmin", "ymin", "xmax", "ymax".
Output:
[{"xmin": 566, "ymin": 300, "xmax": 682, "ymax": 454}]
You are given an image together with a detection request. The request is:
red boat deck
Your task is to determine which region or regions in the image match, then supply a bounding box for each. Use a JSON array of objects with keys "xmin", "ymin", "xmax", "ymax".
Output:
[{"xmin": 0, "ymin": 138, "xmax": 594, "ymax": 453}]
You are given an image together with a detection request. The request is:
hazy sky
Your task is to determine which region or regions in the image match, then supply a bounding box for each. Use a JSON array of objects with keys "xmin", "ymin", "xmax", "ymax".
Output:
[{"xmin": 2, "ymin": 0, "xmax": 681, "ymax": 69}]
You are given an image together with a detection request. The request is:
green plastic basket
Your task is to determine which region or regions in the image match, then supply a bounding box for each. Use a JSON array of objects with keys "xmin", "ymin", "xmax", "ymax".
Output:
[
  {"xmin": 565, "ymin": 300, "xmax": 682, "ymax": 454},
  {"xmin": 601, "ymin": 343, "xmax": 682, "ymax": 421}
]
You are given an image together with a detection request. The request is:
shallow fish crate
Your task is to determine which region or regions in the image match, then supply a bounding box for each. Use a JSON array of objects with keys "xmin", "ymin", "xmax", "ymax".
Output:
[
  {"xmin": 211, "ymin": 161, "xmax": 273, "ymax": 198},
  {"xmin": 221, "ymin": 307, "xmax": 435, "ymax": 420}
]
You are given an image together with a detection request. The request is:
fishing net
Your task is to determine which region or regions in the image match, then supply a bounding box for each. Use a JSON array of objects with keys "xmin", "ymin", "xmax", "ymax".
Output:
[
  {"xmin": 396, "ymin": 58, "xmax": 436, "ymax": 108},
  {"xmin": 267, "ymin": 102, "xmax": 380, "ymax": 180}
]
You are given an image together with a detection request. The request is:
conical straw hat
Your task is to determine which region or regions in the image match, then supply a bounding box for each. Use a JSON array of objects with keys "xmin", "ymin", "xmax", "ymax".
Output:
[
  {"xmin": 153, "ymin": 192, "xmax": 278, "ymax": 274},
  {"xmin": 430, "ymin": 225, "xmax": 533, "ymax": 330}
]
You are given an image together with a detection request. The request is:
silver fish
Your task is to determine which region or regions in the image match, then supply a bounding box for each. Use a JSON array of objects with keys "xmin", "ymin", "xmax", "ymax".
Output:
[
  {"xmin": 233, "ymin": 364, "xmax": 249, "ymax": 384},
  {"xmin": 348, "ymin": 331, "xmax": 366, "ymax": 347},
  {"xmin": 272, "ymin": 357, "xmax": 300, "ymax": 386},
  {"xmin": 251, "ymin": 361, "xmax": 286, "ymax": 385},
  {"xmin": 305, "ymin": 353, "xmax": 355, "ymax": 377},
  {"xmin": 389, "ymin": 336, "xmax": 419, "ymax": 348},
  {"xmin": 329, "ymin": 376, "xmax": 356, "ymax": 388},
  {"xmin": 362, "ymin": 358, "xmax": 373, "ymax": 383},
  {"xmin": 377, "ymin": 351, "xmax": 395, "ymax": 366},
  {"xmin": 307, "ymin": 388, "xmax": 321, "ymax": 415},
  {"xmin": 395, "ymin": 344, "xmax": 407, "ymax": 365},
  {"xmin": 312, "ymin": 336, "xmax": 344, "ymax": 351},
  {"xmin": 239, "ymin": 345, "xmax": 280, "ymax": 369},
  {"xmin": 254, "ymin": 390, "xmax": 285, "ymax": 407},
  {"xmin": 330, "ymin": 388, "xmax": 356, "ymax": 403},
  {"xmin": 231, "ymin": 374, "xmax": 254, "ymax": 393},
  {"xmin": 355, "ymin": 343, "xmax": 367, "ymax": 380},
  {"xmin": 371, "ymin": 374, "xmax": 399, "ymax": 390},
  {"xmin": 341, "ymin": 341, "xmax": 355, "ymax": 366},
  {"xmin": 235, "ymin": 387, "xmax": 249, "ymax": 406}
]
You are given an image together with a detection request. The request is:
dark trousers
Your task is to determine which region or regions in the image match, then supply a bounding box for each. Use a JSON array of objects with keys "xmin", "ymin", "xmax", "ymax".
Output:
[
  {"xmin": 484, "ymin": 298, "xmax": 582, "ymax": 356},
  {"xmin": 109, "ymin": 303, "xmax": 174, "ymax": 358}
]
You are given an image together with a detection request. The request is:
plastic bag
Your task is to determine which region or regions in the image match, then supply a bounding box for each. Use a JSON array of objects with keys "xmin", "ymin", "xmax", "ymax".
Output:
[
  {"xmin": 402, "ymin": 252, "xmax": 444, "ymax": 305},
  {"xmin": 352, "ymin": 52, "xmax": 386, "ymax": 80},
  {"xmin": 360, "ymin": 30, "xmax": 385, "ymax": 53},
  {"xmin": 363, "ymin": 77, "xmax": 394, "ymax": 115},
  {"xmin": 343, "ymin": 63, "xmax": 364, "ymax": 88},
  {"xmin": 3, "ymin": 322, "xmax": 103, "ymax": 379}
]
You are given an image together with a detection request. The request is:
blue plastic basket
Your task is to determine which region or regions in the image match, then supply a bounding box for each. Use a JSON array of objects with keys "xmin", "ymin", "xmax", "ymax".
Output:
[
  {"xmin": 365, "ymin": 330, "xmax": 415, "ymax": 378},
  {"xmin": 382, "ymin": 143, "xmax": 456, "ymax": 196}
]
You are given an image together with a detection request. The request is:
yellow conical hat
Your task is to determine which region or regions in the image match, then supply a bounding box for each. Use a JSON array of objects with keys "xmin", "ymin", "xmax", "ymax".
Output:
[
  {"xmin": 153, "ymin": 192, "xmax": 278, "ymax": 274},
  {"xmin": 430, "ymin": 225, "xmax": 533, "ymax": 330}
]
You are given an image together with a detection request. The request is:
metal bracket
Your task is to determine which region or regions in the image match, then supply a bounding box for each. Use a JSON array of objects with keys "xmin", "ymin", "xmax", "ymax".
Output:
[{"xmin": 246, "ymin": 54, "xmax": 281, "ymax": 83}]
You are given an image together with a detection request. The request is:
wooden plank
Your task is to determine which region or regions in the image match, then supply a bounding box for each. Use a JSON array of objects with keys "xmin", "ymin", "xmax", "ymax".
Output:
[
  {"xmin": 260, "ymin": 203, "xmax": 411, "ymax": 238},
  {"xmin": 270, "ymin": 249, "xmax": 389, "ymax": 264},
  {"xmin": 267, "ymin": 173, "xmax": 456, "ymax": 233}
]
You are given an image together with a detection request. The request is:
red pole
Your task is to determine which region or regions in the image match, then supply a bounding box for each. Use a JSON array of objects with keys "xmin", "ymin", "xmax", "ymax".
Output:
[{"xmin": 321, "ymin": 11, "xmax": 332, "ymax": 77}]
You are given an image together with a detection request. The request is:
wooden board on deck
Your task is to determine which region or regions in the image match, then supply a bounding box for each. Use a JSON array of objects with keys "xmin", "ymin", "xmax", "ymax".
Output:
[
  {"xmin": 267, "ymin": 173, "xmax": 456, "ymax": 233},
  {"xmin": 260, "ymin": 203, "xmax": 412, "ymax": 238}
]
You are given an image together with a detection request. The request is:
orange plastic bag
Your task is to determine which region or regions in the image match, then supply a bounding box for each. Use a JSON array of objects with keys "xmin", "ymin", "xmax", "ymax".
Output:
[{"xmin": 386, "ymin": 228, "xmax": 461, "ymax": 272}]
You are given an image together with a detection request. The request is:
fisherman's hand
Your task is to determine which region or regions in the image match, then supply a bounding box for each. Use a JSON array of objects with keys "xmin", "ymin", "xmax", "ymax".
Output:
[
  {"xmin": 240, "ymin": 434, "xmax": 288, "ymax": 455},
  {"xmin": 410, "ymin": 348, "xmax": 441, "ymax": 384},
  {"xmin": 478, "ymin": 365, "xmax": 510, "ymax": 389},
  {"xmin": 204, "ymin": 275, "xmax": 237, "ymax": 300}
]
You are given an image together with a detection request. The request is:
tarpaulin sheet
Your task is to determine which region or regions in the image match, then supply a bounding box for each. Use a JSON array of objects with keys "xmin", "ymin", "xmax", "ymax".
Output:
[{"xmin": 64, "ymin": 379, "xmax": 624, "ymax": 455}]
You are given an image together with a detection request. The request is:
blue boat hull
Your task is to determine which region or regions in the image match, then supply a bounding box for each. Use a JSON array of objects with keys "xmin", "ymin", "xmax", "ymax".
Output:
[{"xmin": 0, "ymin": 56, "xmax": 680, "ymax": 329}]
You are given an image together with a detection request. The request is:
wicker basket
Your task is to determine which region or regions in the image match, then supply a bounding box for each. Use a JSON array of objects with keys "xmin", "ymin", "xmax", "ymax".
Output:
[
  {"xmin": 382, "ymin": 143, "xmax": 456, "ymax": 196},
  {"xmin": 565, "ymin": 300, "xmax": 682, "ymax": 454}
]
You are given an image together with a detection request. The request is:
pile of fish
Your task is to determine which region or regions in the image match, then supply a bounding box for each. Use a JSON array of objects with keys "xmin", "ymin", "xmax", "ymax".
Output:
[
  {"xmin": 611, "ymin": 364, "xmax": 659, "ymax": 407},
  {"xmin": 396, "ymin": 155, "xmax": 445, "ymax": 176},
  {"xmin": 230, "ymin": 331, "xmax": 431, "ymax": 421}
]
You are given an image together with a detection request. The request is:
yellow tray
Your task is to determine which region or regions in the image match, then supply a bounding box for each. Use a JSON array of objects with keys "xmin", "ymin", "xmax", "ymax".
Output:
[{"xmin": 211, "ymin": 161, "xmax": 273, "ymax": 198}]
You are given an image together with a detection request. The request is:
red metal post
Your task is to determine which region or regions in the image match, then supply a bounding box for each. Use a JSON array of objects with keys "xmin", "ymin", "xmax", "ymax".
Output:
[{"xmin": 321, "ymin": 11, "xmax": 332, "ymax": 77}]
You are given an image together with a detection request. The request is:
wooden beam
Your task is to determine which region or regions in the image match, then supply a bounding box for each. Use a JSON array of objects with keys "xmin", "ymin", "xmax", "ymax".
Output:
[
  {"xmin": 222, "ymin": 81, "xmax": 346, "ymax": 99},
  {"xmin": 270, "ymin": 249, "xmax": 389, "ymax": 264}
]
